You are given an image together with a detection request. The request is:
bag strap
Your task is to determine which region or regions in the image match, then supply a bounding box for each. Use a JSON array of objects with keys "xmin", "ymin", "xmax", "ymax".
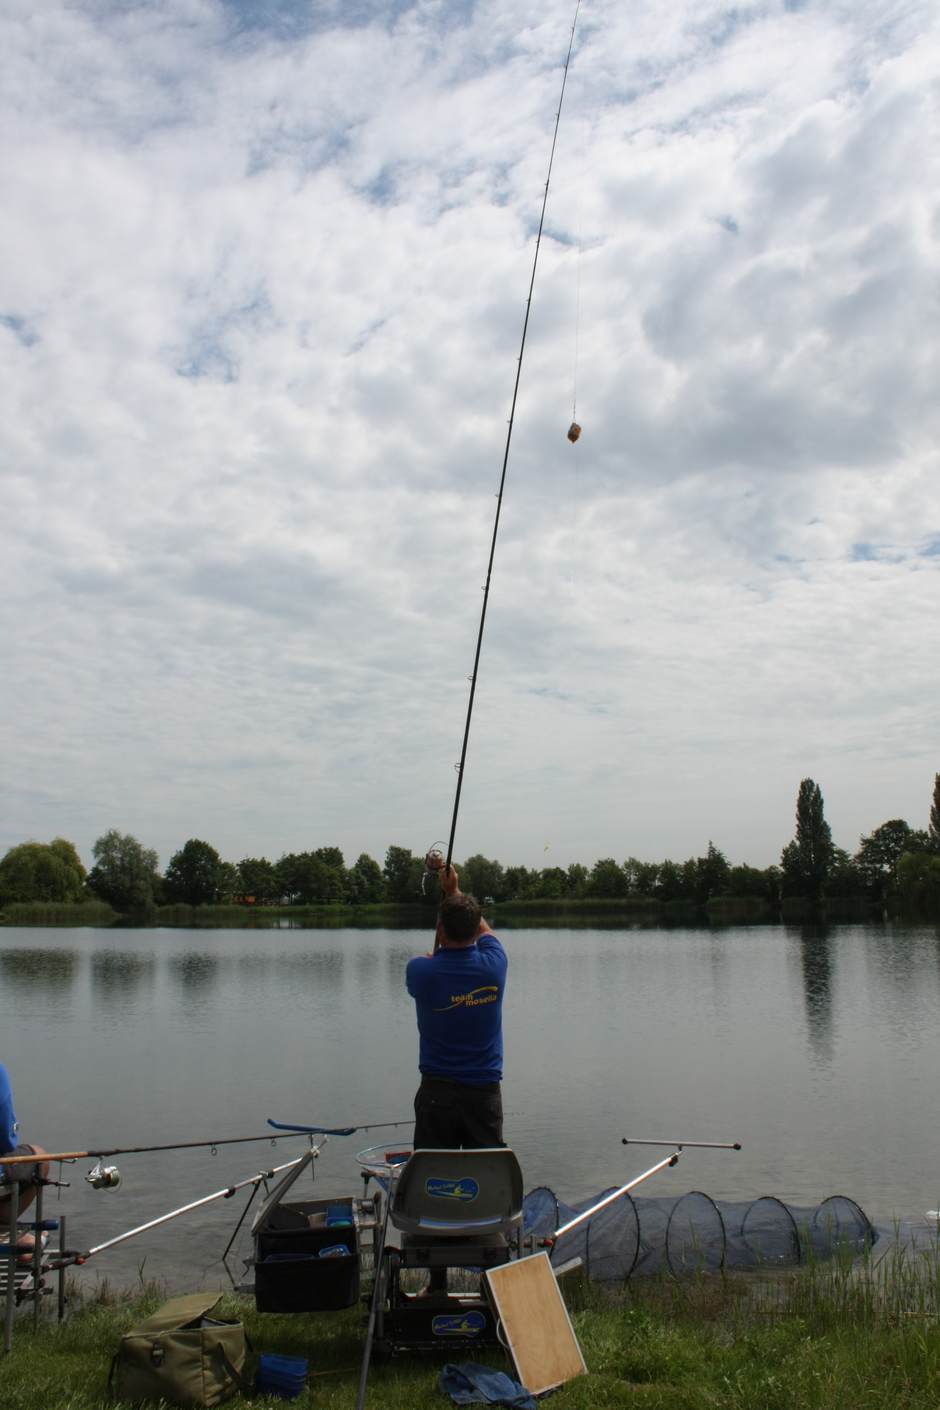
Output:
[
  {"xmin": 215, "ymin": 1339, "xmax": 254, "ymax": 1399},
  {"xmin": 107, "ymin": 1352, "xmax": 119, "ymax": 1399}
]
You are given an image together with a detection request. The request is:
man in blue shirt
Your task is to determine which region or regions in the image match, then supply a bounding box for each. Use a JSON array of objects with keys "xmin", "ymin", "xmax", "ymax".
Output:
[
  {"xmin": 0, "ymin": 1061, "xmax": 48, "ymax": 1258},
  {"xmin": 406, "ymin": 865, "xmax": 507, "ymax": 1150}
]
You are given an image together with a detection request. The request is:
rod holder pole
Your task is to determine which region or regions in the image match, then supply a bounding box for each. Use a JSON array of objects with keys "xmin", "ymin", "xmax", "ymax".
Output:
[
  {"xmin": 622, "ymin": 1138, "xmax": 742, "ymax": 1151},
  {"xmin": 547, "ymin": 1151, "xmax": 680, "ymax": 1245}
]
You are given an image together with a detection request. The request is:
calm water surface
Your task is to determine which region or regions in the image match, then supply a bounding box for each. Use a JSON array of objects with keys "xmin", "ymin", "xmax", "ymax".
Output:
[{"xmin": 3, "ymin": 920, "xmax": 940, "ymax": 1288}]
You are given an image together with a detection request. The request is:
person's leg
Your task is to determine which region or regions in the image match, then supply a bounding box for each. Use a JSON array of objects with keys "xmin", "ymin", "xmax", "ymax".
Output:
[
  {"xmin": 413, "ymin": 1078, "xmax": 462, "ymax": 1150},
  {"xmin": 1, "ymin": 1145, "xmax": 49, "ymax": 1260},
  {"xmin": 459, "ymin": 1086, "xmax": 503, "ymax": 1149}
]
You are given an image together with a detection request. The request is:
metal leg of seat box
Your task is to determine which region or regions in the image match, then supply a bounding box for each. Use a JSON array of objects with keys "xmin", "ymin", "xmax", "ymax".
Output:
[
  {"xmin": 57, "ymin": 1215, "xmax": 66, "ymax": 1323},
  {"xmin": 355, "ymin": 1185, "xmax": 395, "ymax": 1410},
  {"xmin": 32, "ymin": 1182, "xmax": 43, "ymax": 1329},
  {"xmin": 3, "ymin": 1180, "xmax": 20, "ymax": 1354}
]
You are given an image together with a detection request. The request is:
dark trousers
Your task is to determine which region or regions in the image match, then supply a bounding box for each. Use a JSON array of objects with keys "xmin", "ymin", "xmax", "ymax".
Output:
[{"xmin": 413, "ymin": 1075, "xmax": 503, "ymax": 1150}]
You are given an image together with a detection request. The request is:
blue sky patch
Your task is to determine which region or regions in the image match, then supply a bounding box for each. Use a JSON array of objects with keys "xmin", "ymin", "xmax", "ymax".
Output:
[{"xmin": 0, "ymin": 313, "xmax": 38, "ymax": 347}]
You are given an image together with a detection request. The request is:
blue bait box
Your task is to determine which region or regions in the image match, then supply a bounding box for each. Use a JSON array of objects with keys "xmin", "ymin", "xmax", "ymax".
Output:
[{"xmin": 256, "ymin": 1353, "xmax": 308, "ymax": 1399}]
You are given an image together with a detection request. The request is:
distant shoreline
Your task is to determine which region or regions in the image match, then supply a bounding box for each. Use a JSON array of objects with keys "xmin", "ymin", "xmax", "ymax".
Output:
[{"xmin": 0, "ymin": 893, "xmax": 916, "ymax": 928}]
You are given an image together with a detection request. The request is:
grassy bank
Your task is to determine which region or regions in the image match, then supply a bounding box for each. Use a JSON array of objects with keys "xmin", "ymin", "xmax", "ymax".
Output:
[
  {"xmin": 0, "ymin": 900, "xmax": 117, "ymax": 926},
  {"xmin": 151, "ymin": 902, "xmax": 437, "ymax": 928},
  {"xmin": 0, "ymin": 896, "xmax": 908, "ymax": 929},
  {"xmin": 8, "ymin": 1247, "xmax": 940, "ymax": 1409}
]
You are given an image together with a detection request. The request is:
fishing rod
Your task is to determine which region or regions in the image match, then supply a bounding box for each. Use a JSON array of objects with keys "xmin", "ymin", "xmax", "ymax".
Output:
[
  {"xmin": 46, "ymin": 1150, "xmax": 317, "ymax": 1270},
  {"xmin": 431, "ymin": 0, "xmax": 583, "ymax": 886},
  {"xmin": 0, "ymin": 1117, "xmax": 413, "ymax": 1166}
]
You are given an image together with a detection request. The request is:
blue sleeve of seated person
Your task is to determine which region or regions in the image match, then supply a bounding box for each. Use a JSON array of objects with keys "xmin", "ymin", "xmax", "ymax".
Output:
[{"xmin": 0, "ymin": 1064, "xmax": 17, "ymax": 1155}]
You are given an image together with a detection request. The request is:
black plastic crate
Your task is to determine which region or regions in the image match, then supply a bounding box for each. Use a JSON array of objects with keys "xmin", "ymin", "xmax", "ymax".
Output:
[{"xmin": 254, "ymin": 1196, "xmax": 360, "ymax": 1313}]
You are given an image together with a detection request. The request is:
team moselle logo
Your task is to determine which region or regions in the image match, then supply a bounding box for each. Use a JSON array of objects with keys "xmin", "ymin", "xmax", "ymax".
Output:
[
  {"xmin": 432, "ymin": 1311, "xmax": 486, "ymax": 1337},
  {"xmin": 426, "ymin": 1176, "xmax": 479, "ymax": 1202},
  {"xmin": 433, "ymin": 985, "xmax": 498, "ymax": 1012}
]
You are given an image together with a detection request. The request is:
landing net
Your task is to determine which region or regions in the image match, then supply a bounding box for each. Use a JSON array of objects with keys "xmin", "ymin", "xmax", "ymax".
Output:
[{"xmin": 523, "ymin": 1186, "xmax": 875, "ymax": 1280}]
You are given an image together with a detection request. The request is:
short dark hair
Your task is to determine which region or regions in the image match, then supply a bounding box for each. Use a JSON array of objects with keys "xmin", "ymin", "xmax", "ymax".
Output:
[{"xmin": 439, "ymin": 892, "xmax": 482, "ymax": 943}]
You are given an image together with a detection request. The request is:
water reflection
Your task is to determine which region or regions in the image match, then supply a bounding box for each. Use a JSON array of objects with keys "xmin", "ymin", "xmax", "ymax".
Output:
[
  {"xmin": 0, "ymin": 948, "xmax": 78, "ymax": 989},
  {"xmin": 91, "ymin": 952, "xmax": 156, "ymax": 1009},
  {"xmin": 167, "ymin": 953, "xmax": 221, "ymax": 991},
  {"xmin": 236, "ymin": 953, "xmax": 272, "ymax": 981},
  {"xmin": 795, "ymin": 924, "xmax": 834, "ymax": 1064},
  {"xmin": 272, "ymin": 951, "xmax": 343, "ymax": 990}
]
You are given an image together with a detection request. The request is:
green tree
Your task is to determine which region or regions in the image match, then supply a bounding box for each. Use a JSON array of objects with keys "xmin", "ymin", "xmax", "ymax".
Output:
[
  {"xmin": 502, "ymin": 865, "xmax": 538, "ymax": 900},
  {"xmin": 566, "ymin": 863, "xmax": 588, "ymax": 899},
  {"xmin": 383, "ymin": 846, "xmax": 422, "ymax": 902},
  {"xmin": 0, "ymin": 839, "xmax": 87, "ymax": 906},
  {"xmin": 216, "ymin": 862, "xmax": 239, "ymax": 903},
  {"xmin": 727, "ymin": 864, "xmax": 779, "ymax": 900},
  {"xmin": 347, "ymin": 853, "xmax": 384, "ymax": 904},
  {"xmin": 275, "ymin": 852, "xmax": 306, "ymax": 904},
  {"xmin": 539, "ymin": 866, "xmax": 568, "ymax": 899},
  {"xmin": 87, "ymin": 829, "xmax": 160, "ymax": 912},
  {"xmin": 896, "ymin": 852, "xmax": 940, "ymax": 912},
  {"xmin": 237, "ymin": 857, "xmax": 278, "ymax": 903},
  {"xmin": 273, "ymin": 853, "xmax": 331, "ymax": 904},
  {"xmin": 696, "ymin": 842, "xmax": 730, "ymax": 901},
  {"xmin": 854, "ymin": 819, "xmax": 929, "ymax": 898},
  {"xmin": 313, "ymin": 846, "xmax": 345, "ymax": 871},
  {"xmin": 678, "ymin": 858, "xmax": 700, "ymax": 901},
  {"xmin": 929, "ymin": 773, "xmax": 940, "ymax": 853},
  {"xmin": 656, "ymin": 859, "xmax": 684, "ymax": 901},
  {"xmin": 827, "ymin": 847, "xmax": 865, "ymax": 898},
  {"xmin": 589, "ymin": 858, "xmax": 626, "ymax": 898},
  {"xmin": 623, "ymin": 858, "xmax": 660, "ymax": 896},
  {"xmin": 781, "ymin": 779, "xmax": 833, "ymax": 901},
  {"xmin": 313, "ymin": 848, "xmax": 347, "ymax": 899},
  {"xmin": 164, "ymin": 839, "xmax": 224, "ymax": 906},
  {"xmin": 311, "ymin": 847, "xmax": 346, "ymax": 898},
  {"xmin": 460, "ymin": 855, "xmax": 505, "ymax": 903}
]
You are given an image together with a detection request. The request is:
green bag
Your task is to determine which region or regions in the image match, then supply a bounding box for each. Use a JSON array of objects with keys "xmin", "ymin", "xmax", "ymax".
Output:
[{"xmin": 109, "ymin": 1291, "xmax": 249, "ymax": 1406}]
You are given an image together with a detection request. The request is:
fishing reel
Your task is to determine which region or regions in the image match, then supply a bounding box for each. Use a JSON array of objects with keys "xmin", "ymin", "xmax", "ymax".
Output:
[
  {"xmin": 421, "ymin": 844, "xmax": 446, "ymax": 896},
  {"xmin": 85, "ymin": 1160, "xmax": 122, "ymax": 1191}
]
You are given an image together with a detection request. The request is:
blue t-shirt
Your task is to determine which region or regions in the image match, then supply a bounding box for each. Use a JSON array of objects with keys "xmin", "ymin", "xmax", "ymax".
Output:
[
  {"xmin": 406, "ymin": 933, "xmax": 507, "ymax": 1085},
  {"xmin": 0, "ymin": 1063, "xmax": 18, "ymax": 1155}
]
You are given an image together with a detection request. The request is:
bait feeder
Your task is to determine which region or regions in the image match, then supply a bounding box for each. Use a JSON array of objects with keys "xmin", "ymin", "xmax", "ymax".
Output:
[{"xmin": 567, "ymin": 422, "xmax": 582, "ymax": 443}]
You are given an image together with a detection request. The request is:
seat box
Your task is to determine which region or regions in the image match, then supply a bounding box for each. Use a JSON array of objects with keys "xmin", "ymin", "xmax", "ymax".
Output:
[{"xmin": 254, "ymin": 1196, "xmax": 360, "ymax": 1313}]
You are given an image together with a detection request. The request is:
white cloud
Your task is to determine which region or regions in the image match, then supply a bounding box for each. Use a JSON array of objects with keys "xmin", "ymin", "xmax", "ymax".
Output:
[{"xmin": 1, "ymin": 0, "xmax": 938, "ymax": 873}]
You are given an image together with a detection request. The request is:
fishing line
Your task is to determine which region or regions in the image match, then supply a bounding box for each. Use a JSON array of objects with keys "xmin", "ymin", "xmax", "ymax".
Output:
[
  {"xmin": 441, "ymin": 0, "xmax": 582, "ymax": 875},
  {"xmin": 572, "ymin": 126, "xmax": 585, "ymax": 425}
]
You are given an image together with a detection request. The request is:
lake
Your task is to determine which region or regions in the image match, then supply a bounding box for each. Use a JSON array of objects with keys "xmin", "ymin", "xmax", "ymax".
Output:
[{"xmin": 2, "ymin": 919, "xmax": 940, "ymax": 1288}]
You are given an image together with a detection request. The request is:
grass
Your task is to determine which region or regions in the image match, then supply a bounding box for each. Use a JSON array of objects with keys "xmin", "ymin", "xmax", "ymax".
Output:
[{"xmin": 7, "ymin": 1243, "xmax": 940, "ymax": 1409}]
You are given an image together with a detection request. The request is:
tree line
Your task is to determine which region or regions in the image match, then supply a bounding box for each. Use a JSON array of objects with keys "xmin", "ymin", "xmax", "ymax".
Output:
[{"xmin": 1, "ymin": 774, "xmax": 939, "ymax": 915}]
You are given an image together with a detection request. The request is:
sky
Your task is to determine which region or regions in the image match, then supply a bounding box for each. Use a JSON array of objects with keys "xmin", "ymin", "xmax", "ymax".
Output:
[{"xmin": 2, "ymin": 0, "xmax": 938, "ymax": 876}]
